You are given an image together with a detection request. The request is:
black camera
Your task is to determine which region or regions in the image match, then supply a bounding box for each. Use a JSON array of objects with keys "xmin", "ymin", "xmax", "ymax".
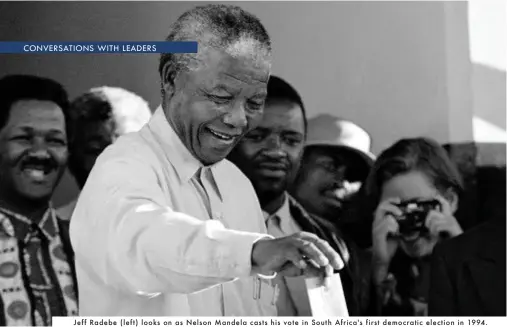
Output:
[{"xmin": 394, "ymin": 199, "xmax": 441, "ymax": 236}]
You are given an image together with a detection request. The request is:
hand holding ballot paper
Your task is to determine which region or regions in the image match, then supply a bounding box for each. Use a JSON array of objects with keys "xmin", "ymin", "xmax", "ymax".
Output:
[
  {"xmin": 253, "ymin": 232, "xmax": 349, "ymax": 317},
  {"xmin": 252, "ymin": 232, "xmax": 345, "ymax": 285},
  {"xmin": 306, "ymin": 274, "xmax": 349, "ymax": 317}
]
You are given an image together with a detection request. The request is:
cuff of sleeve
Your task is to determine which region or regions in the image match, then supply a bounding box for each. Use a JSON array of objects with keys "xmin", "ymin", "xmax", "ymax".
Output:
[
  {"xmin": 257, "ymin": 272, "xmax": 277, "ymax": 280},
  {"xmin": 252, "ymin": 235, "xmax": 277, "ymax": 279},
  {"xmin": 222, "ymin": 231, "xmax": 275, "ymax": 278}
]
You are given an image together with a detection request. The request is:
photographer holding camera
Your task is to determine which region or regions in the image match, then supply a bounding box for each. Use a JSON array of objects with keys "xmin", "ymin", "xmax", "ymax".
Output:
[{"xmin": 364, "ymin": 138, "xmax": 464, "ymax": 316}]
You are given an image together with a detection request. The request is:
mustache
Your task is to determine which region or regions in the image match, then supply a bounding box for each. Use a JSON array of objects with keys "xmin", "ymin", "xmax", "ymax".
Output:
[
  {"xmin": 323, "ymin": 180, "xmax": 341, "ymax": 191},
  {"xmin": 254, "ymin": 157, "xmax": 290, "ymax": 170},
  {"xmin": 18, "ymin": 154, "xmax": 58, "ymax": 171}
]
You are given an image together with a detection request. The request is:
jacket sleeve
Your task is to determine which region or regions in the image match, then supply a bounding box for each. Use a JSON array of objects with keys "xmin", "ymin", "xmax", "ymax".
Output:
[{"xmin": 70, "ymin": 156, "xmax": 270, "ymax": 296}]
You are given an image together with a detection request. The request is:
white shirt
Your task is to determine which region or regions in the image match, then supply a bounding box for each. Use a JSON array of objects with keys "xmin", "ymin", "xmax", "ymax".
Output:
[
  {"xmin": 70, "ymin": 107, "xmax": 277, "ymax": 316},
  {"xmin": 263, "ymin": 195, "xmax": 301, "ymax": 237},
  {"xmin": 264, "ymin": 194, "xmax": 312, "ymax": 316}
]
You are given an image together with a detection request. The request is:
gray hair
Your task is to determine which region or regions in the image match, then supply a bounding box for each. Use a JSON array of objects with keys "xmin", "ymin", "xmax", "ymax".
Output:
[
  {"xmin": 68, "ymin": 86, "xmax": 152, "ymax": 143},
  {"xmin": 158, "ymin": 4, "xmax": 272, "ymax": 88}
]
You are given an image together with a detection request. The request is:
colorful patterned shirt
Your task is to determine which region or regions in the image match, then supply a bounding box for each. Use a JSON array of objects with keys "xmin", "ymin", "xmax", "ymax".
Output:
[{"xmin": 0, "ymin": 207, "xmax": 78, "ymax": 326}]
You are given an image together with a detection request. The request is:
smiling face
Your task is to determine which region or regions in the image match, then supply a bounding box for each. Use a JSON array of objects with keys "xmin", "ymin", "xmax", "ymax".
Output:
[
  {"xmin": 0, "ymin": 100, "xmax": 68, "ymax": 203},
  {"xmin": 228, "ymin": 99, "xmax": 305, "ymax": 200},
  {"xmin": 162, "ymin": 44, "xmax": 271, "ymax": 165},
  {"xmin": 292, "ymin": 147, "xmax": 368, "ymax": 220}
]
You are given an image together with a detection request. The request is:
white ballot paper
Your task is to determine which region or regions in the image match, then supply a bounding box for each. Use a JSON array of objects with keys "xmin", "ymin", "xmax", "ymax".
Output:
[{"xmin": 305, "ymin": 273, "xmax": 349, "ymax": 317}]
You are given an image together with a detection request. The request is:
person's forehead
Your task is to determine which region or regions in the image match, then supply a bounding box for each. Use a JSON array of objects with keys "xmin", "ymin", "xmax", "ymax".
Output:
[
  {"xmin": 381, "ymin": 171, "xmax": 436, "ymax": 199},
  {"xmin": 7, "ymin": 99, "xmax": 64, "ymax": 126},
  {"xmin": 191, "ymin": 46, "xmax": 270, "ymax": 84},
  {"xmin": 260, "ymin": 101, "xmax": 304, "ymax": 128}
]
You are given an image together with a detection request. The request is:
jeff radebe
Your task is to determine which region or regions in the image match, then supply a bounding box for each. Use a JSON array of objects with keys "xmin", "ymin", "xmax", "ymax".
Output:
[{"xmin": 74, "ymin": 318, "xmax": 123, "ymax": 325}]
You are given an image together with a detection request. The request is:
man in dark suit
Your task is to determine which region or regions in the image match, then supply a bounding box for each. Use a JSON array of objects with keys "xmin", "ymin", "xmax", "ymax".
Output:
[
  {"xmin": 0, "ymin": 75, "xmax": 78, "ymax": 326},
  {"xmin": 228, "ymin": 75, "xmax": 371, "ymax": 316},
  {"xmin": 428, "ymin": 214, "xmax": 506, "ymax": 316}
]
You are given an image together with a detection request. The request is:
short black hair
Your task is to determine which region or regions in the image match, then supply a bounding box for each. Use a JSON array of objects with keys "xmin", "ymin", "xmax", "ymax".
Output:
[
  {"xmin": 266, "ymin": 75, "xmax": 307, "ymax": 135},
  {"xmin": 0, "ymin": 74, "xmax": 69, "ymax": 132}
]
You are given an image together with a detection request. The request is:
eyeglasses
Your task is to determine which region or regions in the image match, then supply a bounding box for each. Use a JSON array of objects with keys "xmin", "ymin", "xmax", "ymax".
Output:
[{"xmin": 314, "ymin": 158, "xmax": 346, "ymax": 175}]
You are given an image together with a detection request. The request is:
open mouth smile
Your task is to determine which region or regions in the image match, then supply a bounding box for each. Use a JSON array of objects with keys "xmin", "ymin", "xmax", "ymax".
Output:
[
  {"xmin": 20, "ymin": 164, "xmax": 55, "ymax": 183},
  {"xmin": 206, "ymin": 127, "xmax": 240, "ymax": 144}
]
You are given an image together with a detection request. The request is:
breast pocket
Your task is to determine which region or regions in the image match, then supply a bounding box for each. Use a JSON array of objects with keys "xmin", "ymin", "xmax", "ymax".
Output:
[{"xmin": 254, "ymin": 277, "xmax": 277, "ymax": 315}]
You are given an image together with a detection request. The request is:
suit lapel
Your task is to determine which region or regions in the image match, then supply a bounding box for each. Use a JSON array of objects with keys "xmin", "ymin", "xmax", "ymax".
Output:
[
  {"xmin": 288, "ymin": 196, "xmax": 351, "ymax": 264},
  {"xmin": 288, "ymin": 196, "xmax": 319, "ymax": 235},
  {"xmin": 57, "ymin": 218, "xmax": 79, "ymax": 301},
  {"xmin": 287, "ymin": 196, "xmax": 360, "ymax": 315}
]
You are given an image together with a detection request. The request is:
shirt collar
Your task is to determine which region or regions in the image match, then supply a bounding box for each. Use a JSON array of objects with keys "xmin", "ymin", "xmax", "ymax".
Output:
[
  {"xmin": 0, "ymin": 206, "xmax": 59, "ymax": 242},
  {"xmin": 147, "ymin": 106, "xmax": 224, "ymax": 184},
  {"xmin": 263, "ymin": 192, "xmax": 291, "ymax": 223}
]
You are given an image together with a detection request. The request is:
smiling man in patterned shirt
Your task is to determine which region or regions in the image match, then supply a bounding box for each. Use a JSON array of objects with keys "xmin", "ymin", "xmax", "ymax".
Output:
[{"xmin": 0, "ymin": 75, "xmax": 78, "ymax": 326}]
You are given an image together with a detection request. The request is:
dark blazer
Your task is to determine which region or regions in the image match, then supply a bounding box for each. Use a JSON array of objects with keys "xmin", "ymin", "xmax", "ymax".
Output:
[
  {"xmin": 287, "ymin": 196, "xmax": 372, "ymax": 316},
  {"xmin": 428, "ymin": 217, "xmax": 506, "ymax": 316}
]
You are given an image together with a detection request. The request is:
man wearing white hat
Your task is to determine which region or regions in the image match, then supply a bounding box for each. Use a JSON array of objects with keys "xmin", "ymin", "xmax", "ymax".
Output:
[{"xmin": 291, "ymin": 114, "xmax": 375, "ymax": 225}]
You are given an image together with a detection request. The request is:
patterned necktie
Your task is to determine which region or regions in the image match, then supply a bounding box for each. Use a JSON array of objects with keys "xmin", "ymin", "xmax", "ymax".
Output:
[{"xmin": 25, "ymin": 224, "xmax": 66, "ymax": 325}]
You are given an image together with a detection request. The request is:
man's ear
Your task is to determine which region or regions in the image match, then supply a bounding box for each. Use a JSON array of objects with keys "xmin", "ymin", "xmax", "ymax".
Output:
[
  {"xmin": 161, "ymin": 65, "xmax": 177, "ymax": 99},
  {"xmin": 444, "ymin": 189, "xmax": 459, "ymax": 214}
]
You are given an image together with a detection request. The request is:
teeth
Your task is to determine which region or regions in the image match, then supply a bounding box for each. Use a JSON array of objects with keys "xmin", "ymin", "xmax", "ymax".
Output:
[
  {"xmin": 26, "ymin": 169, "xmax": 45, "ymax": 181},
  {"xmin": 209, "ymin": 129, "xmax": 233, "ymax": 140}
]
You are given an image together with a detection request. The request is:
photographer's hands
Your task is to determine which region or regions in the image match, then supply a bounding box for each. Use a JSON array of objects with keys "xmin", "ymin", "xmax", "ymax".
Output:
[
  {"xmin": 372, "ymin": 198, "xmax": 402, "ymax": 284},
  {"xmin": 371, "ymin": 195, "xmax": 462, "ymax": 285},
  {"xmin": 425, "ymin": 195, "xmax": 462, "ymax": 239}
]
